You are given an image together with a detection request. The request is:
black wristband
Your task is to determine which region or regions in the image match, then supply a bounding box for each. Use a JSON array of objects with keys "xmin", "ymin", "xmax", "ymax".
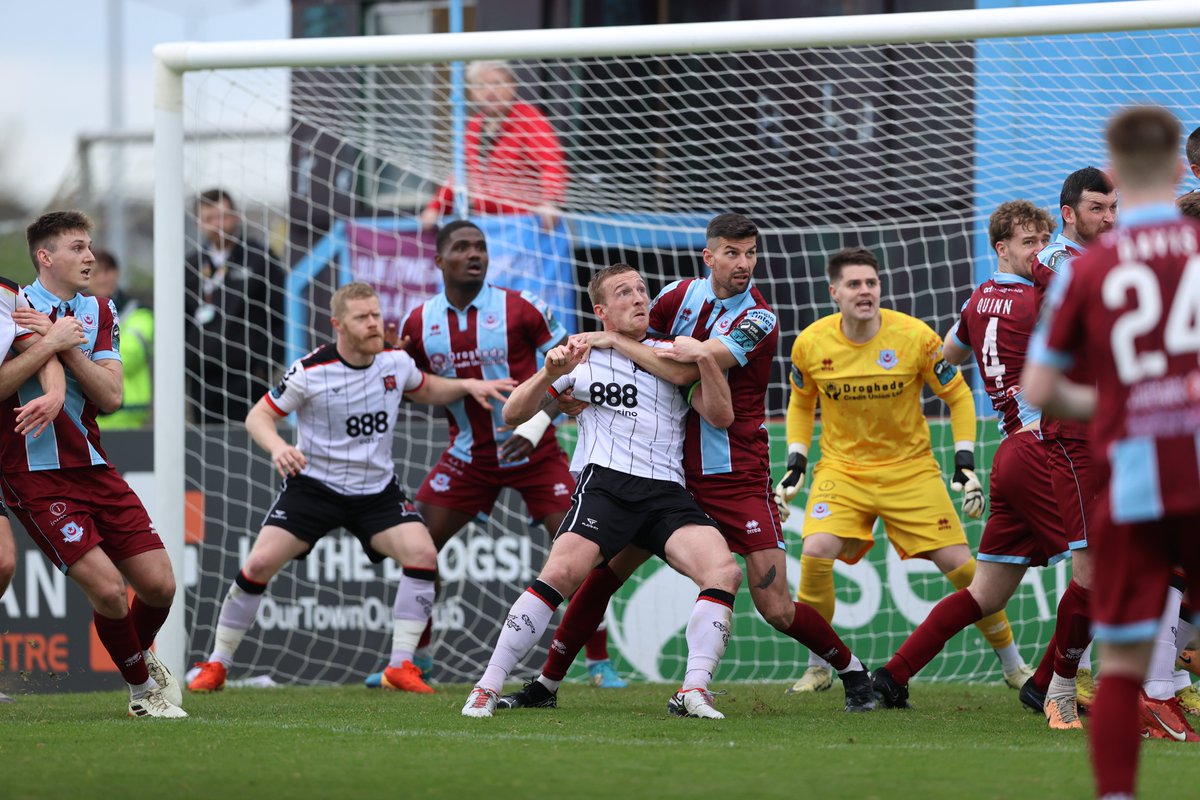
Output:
[
  {"xmin": 787, "ymin": 451, "xmax": 808, "ymax": 475},
  {"xmin": 954, "ymin": 449, "xmax": 975, "ymax": 472}
]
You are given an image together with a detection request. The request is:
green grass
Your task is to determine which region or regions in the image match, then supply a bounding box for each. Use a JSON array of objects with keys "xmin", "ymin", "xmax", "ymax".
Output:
[{"xmin": 0, "ymin": 682, "xmax": 1193, "ymax": 799}]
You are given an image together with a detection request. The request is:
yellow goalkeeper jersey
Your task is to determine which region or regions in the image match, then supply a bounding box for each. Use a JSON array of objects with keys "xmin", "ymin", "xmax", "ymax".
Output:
[{"xmin": 788, "ymin": 308, "xmax": 968, "ymax": 470}]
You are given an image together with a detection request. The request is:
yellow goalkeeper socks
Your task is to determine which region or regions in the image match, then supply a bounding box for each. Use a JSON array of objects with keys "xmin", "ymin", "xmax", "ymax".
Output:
[
  {"xmin": 798, "ymin": 554, "xmax": 836, "ymax": 623},
  {"xmin": 945, "ymin": 558, "xmax": 1015, "ymax": 650}
]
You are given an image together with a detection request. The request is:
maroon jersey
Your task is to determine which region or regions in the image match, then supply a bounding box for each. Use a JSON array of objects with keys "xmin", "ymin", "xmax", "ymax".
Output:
[
  {"xmin": 1032, "ymin": 207, "xmax": 1200, "ymax": 523},
  {"xmin": 400, "ymin": 283, "xmax": 566, "ymax": 467},
  {"xmin": 953, "ymin": 272, "xmax": 1042, "ymax": 436},
  {"xmin": 1033, "ymin": 235, "xmax": 1090, "ymax": 440},
  {"xmin": 649, "ymin": 278, "xmax": 778, "ymax": 477}
]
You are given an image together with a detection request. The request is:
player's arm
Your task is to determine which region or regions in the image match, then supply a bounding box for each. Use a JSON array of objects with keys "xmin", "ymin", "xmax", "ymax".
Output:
[
  {"xmin": 926, "ymin": 343, "xmax": 985, "ymax": 519},
  {"xmin": 245, "ymin": 396, "xmax": 307, "ymax": 478},
  {"xmin": 941, "ymin": 321, "xmax": 972, "ymax": 366},
  {"xmin": 577, "ymin": 332, "xmax": 700, "ymax": 386},
  {"xmin": 57, "ymin": 351, "xmax": 122, "ymax": 414},
  {"xmin": 662, "ymin": 336, "xmax": 732, "ymax": 429},
  {"xmin": 500, "ymin": 332, "xmax": 569, "ymax": 463},
  {"xmin": 502, "ymin": 341, "xmax": 585, "ymax": 427},
  {"xmin": 405, "ymin": 373, "xmax": 516, "ymax": 409},
  {"xmin": 774, "ymin": 341, "xmax": 816, "ymax": 521}
]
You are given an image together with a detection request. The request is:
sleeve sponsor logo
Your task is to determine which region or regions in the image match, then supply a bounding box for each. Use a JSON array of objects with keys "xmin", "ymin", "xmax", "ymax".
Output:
[
  {"xmin": 271, "ymin": 363, "xmax": 298, "ymax": 399},
  {"xmin": 934, "ymin": 358, "xmax": 958, "ymax": 386},
  {"xmin": 790, "ymin": 364, "xmax": 804, "ymax": 389}
]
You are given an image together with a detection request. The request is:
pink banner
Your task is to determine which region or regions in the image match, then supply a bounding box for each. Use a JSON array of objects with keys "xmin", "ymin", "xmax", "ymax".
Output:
[{"xmin": 346, "ymin": 223, "xmax": 442, "ymax": 328}]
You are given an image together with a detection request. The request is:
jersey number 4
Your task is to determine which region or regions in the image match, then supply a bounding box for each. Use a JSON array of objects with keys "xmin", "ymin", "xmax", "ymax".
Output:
[
  {"xmin": 1105, "ymin": 256, "xmax": 1200, "ymax": 385},
  {"xmin": 981, "ymin": 316, "xmax": 1006, "ymax": 388}
]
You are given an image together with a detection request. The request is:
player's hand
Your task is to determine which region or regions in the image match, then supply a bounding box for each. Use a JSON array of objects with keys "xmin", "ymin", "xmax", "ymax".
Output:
[
  {"xmin": 557, "ymin": 388, "xmax": 587, "ymax": 418},
  {"xmin": 498, "ymin": 429, "xmax": 536, "ymax": 462},
  {"xmin": 545, "ymin": 342, "xmax": 587, "ymax": 378},
  {"xmin": 570, "ymin": 331, "xmax": 612, "ymax": 351},
  {"xmin": 12, "ymin": 308, "xmax": 57, "ymax": 338},
  {"xmin": 271, "ymin": 444, "xmax": 307, "ymax": 478},
  {"xmin": 772, "ymin": 450, "xmax": 807, "ymax": 523},
  {"xmin": 656, "ymin": 335, "xmax": 705, "ymax": 363},
  {"xmin": 465, "ymin": 377, "xmax": 517, "ymax": 408},
  {"xmin": 951, "ymin": 450, "xmax": 985, "ymax": 519},
  {"xmin": 40, "ymin": 316, "xmax": 87, "ymax": 351},
  {"xmin": 14, "ymin": 391, "xmax": 65, "ymax": 438},
  {"xmin": 384, "ymin": 322, "xmax": 409, "ymax": 351}
]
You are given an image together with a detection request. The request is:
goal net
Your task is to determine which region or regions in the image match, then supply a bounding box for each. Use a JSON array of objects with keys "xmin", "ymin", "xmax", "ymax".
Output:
[{"xmin": 163, "ymin": 2, "xmax": 1200, "ymax": 686}]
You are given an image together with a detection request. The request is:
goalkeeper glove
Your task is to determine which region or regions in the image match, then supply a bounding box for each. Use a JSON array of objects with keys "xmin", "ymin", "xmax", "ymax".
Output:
[
  {"xmin": 773, "ymin": 448, "xmax": 808, "ymax": 523},
  {"xmin": 951, "ymin": 449, "xmax": 985, "ymax": 519}
]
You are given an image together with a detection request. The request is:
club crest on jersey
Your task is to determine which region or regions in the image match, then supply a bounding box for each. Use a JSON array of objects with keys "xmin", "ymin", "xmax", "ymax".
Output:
[
  {"xmin": 877, "ymin": 349, "xmax": 897, "ymax": 370},
  {"xmin": 430, "ymin": 473, "xmax": 451, "ymax": 493},
  {"xmin": 810, "ymin": 503, "xmax": 832, "ymax": 520},
  {"xmin": 60, "ymin": 521, "xmax": 85, "ymax": 543},
  {"xmin": 81, "ymin": 312, "xmax": 96, "ymax": 329},
  {"xmin": 481, "ymin": 311, "xmax": 502, "ymax": 330},
  {"xmin": 714, "ymin": 316, "xmax": 734, "ymax": 335},
  {"xmin": 429, "ymin": 352, "xmax": 449, "ymax": 374},
  {"xmin": 383, "ymin": 374, "xmax": 398, "ymax": 392}
]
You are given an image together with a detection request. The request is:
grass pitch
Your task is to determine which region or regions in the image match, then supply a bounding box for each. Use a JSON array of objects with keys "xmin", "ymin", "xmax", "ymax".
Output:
[{"xmin": 2, "ymin": 681, "xmax": 1195, "ymax": 799}]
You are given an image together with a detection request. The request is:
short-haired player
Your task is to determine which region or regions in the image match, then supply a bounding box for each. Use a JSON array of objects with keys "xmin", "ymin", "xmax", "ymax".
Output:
[
  {"xmin": 871, "ymin": 201, "xmax": 1093, "ymax": 728},
  {"xmin": 462, "ymin": 265, "xmax": 744, "ymax": 719},
  {"xmin": 1024, "ymin": 105, "xmax": 1200, "ymax": 796},
  {"xmin": 187, "ymin": 282, "xmax": 513, "ymax": 694},
  {"xmin": 777, "ymin": 246, "xmax": 1031, "ymax": 693}
]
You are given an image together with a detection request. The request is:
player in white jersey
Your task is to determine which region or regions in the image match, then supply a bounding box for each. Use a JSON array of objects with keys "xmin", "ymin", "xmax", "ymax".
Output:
[
  {"xmin": 0, "ymin": 278, "xmax": 86, "ymax": 702},
  {"xmin": 187, "ymin": 283, "xmax": 514, "ymax": 694},
  {"xmin": 462, "ymin": 264, "xmax": 743, "ymax": 720}
]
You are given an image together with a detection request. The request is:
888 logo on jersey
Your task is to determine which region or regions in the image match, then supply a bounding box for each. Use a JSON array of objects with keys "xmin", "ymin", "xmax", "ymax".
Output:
[{"xmin": 589, "ymin": 381, "xmax": 638, "ymax": 409}]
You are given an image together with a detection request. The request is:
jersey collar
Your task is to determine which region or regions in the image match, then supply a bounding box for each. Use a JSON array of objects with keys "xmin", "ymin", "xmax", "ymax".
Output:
[
  {"xmin": 1054, "ymin": 232, "xmax": 1083, "ymax": 252},
  {"xmin": 444, "ymin": 281, "xmax": 497, "ymax": 315},
  {"xmin": 25, "ymin": 278, "xmax": 83, "ymax": 315},
  {"xmin": 991, "ymin": 271, "xmax": 1034, "ymax": 287},
  {"xmin": 1117, "ymin": 202, "xmax": 1182, "ymax": 228}
]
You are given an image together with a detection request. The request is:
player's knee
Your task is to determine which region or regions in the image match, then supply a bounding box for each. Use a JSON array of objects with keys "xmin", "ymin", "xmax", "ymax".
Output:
[
  {"xmin": 91, "ymin": 580, "xmax": 132, "ymax": 618},
  {"xmin": 707, "ymin": 558, "xmax": 742, "ymax": 594},
  {"xmin": 242, "ymin": 555, "xmax": 281, "ymax": 585},
  {"xmin": 139, "ymin": 572, "xmax": 176, "ymax": 607},
  {"xmin": 404, "ymin": 542, "xmax": 438, "ymax": 571}
]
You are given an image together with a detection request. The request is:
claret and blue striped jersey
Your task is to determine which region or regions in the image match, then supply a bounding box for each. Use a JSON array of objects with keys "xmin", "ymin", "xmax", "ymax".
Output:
[
  {"xmin": 1, "ymin": 279, "xmax": 120, "ymax": 473},
  {"xmin": 401, "ymin": 283, "xmax": 566, "ymax": 467},
  {"xmin": 649, "ymin": 277, "xmax": 778, "ymax": 476}
]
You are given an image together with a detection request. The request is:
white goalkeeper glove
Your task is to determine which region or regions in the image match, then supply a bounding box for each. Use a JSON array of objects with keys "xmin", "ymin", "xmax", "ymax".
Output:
[
  {"xmin": 772, "ymin": 446, "xmax": 807, "ymax": 523},
  {"xmin": 951, "ymin": 448, "xmax": 985, "ymax": 520}
]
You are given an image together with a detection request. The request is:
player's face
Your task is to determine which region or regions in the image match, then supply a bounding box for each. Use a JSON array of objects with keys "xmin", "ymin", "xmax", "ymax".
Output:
[
  {"xmin": 436, "ymin": 227, "xmax": 489, "ymax": 290},
  {"xmin": 38, "ymin": 230, "xmax": 95, "ymax": 296},
  {"xmin": 334, "ymin": 296, "xmax": 386, "ymax": 357},
  {"xmin": 596, "ymin": 272, "xmax": 650, "ymax": 337},
  {"xmin": 829, "ymin": 264, "xmax": 881, "ymax": 323},
  {"xmin": 469, "ymin": 67, "xmax": 516, "ymax": 118},
  {"xmin": 703, "ymin": 236, "xmax": 757, "ymax": 300},
  {"xmin": 198, "ymin": 200, "xmax": 239, "ymax": 248},
  {"xmin": 1065, "ymin": 189, "xmax": 1117, "ymax": 244},
  {"xmin": 998, "ymin": 223, "xmax": 1052, "ymax": 279}
]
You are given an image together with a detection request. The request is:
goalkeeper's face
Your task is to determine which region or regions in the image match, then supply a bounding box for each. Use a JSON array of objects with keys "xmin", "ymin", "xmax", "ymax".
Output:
[
  {"xmin": 829, "ymin": 264, "xmax": 881, "ymax": 323},
  {"xmin": 334, "ymin": 296, "xmax": 386, "ymax": 357}
]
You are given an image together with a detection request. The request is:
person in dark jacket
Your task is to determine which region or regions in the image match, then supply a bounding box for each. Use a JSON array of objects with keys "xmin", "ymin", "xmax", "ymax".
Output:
[{"xmin": 185, "ymin": 188, "xmax": 286, "ymax": 425}]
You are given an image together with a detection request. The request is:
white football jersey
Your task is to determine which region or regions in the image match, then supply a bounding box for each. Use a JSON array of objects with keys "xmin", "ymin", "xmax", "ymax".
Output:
[
  {"xmin": 265, "ymin": 343, "xmax": 424, "ymax": 495},
  {"xmin": 551, "ymin": 338, "xmax": 689, "ymax": 485},
  {"xmin": 0, "ymin": 277, "xmax": 29, "ymax": 356}
]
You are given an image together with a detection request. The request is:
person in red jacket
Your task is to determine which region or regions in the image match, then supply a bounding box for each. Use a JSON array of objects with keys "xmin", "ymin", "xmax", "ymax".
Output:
[{"xmin": 421, "ymin": 60, "xmax": 567, "ymax": 232}]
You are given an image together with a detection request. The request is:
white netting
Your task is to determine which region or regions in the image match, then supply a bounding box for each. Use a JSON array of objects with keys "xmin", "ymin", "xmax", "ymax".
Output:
[{"xmin": 179, "ymin": 22, "xmax": 1200, "ymax": 685}]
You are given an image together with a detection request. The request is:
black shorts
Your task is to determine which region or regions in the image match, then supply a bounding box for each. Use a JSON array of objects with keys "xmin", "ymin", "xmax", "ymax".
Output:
[
  {"xmin": 557, "ymin": 464, "xmax": 716, "ymax": 561},
  {"xmin": 262, "ymin": 474, "xmax": 424, "ymax": 563}
]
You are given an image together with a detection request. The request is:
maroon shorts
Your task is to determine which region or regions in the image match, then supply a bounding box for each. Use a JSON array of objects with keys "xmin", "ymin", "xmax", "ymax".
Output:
[
  {"xmin": 416, "ymin": 447, "xmax": 574, "ymax": 523},
  {"xmin": 977, "ymin": 432, "xmax": 1070, "ymax": 568},
  {"xmin": 1045, "ymin": 436, "xmax": 1097, "ymax": 550},
  {"xmin": 1089, "ymin": 501, "xmax": 1200, "ymax": 643},
  {"xmin": 687, "ymin": 472, "xmax": 784, "ymax": 556},
  {"xmin": 1, "ymin": 466, "xmax": 160, "ymax": 574}
]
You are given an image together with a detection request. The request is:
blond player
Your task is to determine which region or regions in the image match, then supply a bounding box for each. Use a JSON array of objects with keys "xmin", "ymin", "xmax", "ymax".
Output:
[{"xmin": 776, "ymin": 246, "xmax": 1031, "ymax": 693}]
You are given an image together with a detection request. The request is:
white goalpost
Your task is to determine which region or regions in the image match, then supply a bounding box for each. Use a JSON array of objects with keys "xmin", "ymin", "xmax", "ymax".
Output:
[{"xmin": 154, "ymin": 0, "xmax": 1200, "ymax": 684}]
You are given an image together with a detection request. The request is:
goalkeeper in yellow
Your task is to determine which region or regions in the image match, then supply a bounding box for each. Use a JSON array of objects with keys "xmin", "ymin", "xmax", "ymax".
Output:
[{"xmin": 776, "ymin": 247, "xmax": 1031, "ymax": 694}]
